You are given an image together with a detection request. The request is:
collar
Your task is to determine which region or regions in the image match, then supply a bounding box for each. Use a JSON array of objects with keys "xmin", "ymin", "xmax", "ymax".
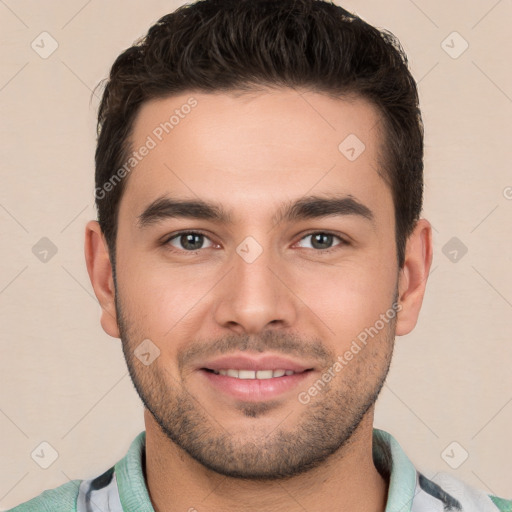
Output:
[{"xmin": 114, "ymin": 428, "xmax": 418, "ymax": 511}]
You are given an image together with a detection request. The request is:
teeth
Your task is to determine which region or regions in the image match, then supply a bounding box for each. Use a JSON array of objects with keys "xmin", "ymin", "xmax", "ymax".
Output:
[
  {"xmin": 238, "ymin": 370, "xmax": 255, "ymax": 379},
  {"xmin": 256, "ymin": 370, "xmax": 273, "ymax": 379},
  {"xmin": 212, "ymin": 369, "xmax": 296, "ymax": 379}
]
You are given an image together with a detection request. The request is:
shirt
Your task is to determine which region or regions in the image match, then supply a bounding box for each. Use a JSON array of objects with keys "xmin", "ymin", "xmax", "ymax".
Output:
[{"xmin": 8, "ymin": 428, "xmax": 512, "ymax": 512}]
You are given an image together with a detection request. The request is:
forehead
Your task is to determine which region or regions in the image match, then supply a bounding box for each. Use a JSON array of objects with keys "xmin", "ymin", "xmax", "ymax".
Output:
[{"xmin": 120, "ymin": 89, "xmax": 391, "ymax": 224}]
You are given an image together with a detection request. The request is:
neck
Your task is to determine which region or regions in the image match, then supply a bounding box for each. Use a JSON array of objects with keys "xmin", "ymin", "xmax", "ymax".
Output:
[{"xmin": 144, "ymin": 409, "xmax": 388, "ymax": 512}]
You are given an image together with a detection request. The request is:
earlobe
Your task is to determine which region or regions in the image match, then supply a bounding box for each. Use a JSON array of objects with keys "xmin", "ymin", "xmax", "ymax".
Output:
[
  {"xmin": 84, "ymin": 220, "xmax": 120, "ymax": 338},
  {"xmin": 395, "ymin": 218, "xmax": 433, "ymax": 336}
]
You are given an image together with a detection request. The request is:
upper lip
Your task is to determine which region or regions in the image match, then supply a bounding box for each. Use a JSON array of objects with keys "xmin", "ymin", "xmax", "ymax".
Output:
[{"xmin": 199, "ymin": 353, "xmax": 315, "ymax": 373}]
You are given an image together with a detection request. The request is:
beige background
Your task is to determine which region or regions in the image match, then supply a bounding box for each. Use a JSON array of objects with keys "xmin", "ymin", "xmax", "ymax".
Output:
[{"xmin": 1, "ymin": 0, "xmax": 511, "ymax": 508}]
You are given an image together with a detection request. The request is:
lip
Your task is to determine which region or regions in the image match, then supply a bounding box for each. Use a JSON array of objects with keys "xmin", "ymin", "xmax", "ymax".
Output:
[
  {"xmin": 198, "ymin": 354, "xmax": 315, "ymax": 373},
  {"xmin": 199, "ymin": 368, "xmax": 313, "ymax": 401},
  {"xmin": 196, "ymin": 353, "xmax": 316, "ymax": 402}
]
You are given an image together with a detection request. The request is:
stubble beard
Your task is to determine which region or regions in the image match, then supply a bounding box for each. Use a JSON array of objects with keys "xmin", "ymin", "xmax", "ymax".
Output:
[{"xmin": 115, "ymin": 292, "xmax": 396, "ymax": 481}]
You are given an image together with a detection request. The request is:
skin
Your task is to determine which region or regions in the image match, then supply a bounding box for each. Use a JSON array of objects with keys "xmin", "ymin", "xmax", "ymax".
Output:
[{"xmin": 85, "ymin": 89, "xmax": 432, "ymax": 512}]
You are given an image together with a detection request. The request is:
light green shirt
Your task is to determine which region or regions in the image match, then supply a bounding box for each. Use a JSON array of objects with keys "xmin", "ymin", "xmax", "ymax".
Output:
[{"xmin": 8, "ymin": 428, "xmax": 512, "ymax": 512}]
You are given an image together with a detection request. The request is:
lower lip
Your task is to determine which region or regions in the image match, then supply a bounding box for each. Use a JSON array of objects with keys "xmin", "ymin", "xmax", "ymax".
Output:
[{"xmin": 199, "ymin": 369, "xmax": 313, "ymax": 401}]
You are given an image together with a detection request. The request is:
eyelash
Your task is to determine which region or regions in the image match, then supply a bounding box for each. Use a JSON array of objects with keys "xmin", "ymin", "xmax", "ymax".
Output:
[{"xmin": 161, "ymin": 230, "xmax": 349, "ymax": 255}]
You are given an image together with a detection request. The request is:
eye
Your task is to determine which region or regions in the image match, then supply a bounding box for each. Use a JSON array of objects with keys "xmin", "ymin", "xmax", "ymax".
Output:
[
  {"xmin": 164, "ymin": 231, "xmax": 215, "ymax": 252},
  {"xmin": 296, "ymin": 231, "xmax": 347, "ymax": 252},
  {"xmin": 162, "ymin": 230, "xmax": 348, "ymax": 254}
]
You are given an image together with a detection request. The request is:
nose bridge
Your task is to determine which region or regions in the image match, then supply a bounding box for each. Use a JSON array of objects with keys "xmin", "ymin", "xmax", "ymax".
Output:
[{"xmin": 213, "ymin": 234, "xmax": 297, "ymax": 333}]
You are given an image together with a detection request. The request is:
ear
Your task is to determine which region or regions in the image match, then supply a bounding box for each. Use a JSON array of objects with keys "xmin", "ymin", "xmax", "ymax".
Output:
[
  {"xmin": 84, "ymin": 220, "xmax": 120, "ymax": 338},
  {"xmin": 395, "ymin": 218, "xmax": 433, "ymax": 336}
]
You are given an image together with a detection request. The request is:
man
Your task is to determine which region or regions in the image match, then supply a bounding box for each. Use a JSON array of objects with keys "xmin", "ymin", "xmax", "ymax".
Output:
[{"xmin": 10, "ymin": 0, "xmax": 511, "ymax": 510}]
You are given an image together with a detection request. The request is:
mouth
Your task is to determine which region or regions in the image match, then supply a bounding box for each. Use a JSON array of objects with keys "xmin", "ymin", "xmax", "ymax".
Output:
[
  {"xmin": 202, "ymin": 368, "xmax": 309, "ymax": 379},
  {"xmin": 197, "ymin": 354, "xmax": 316, "ymax": 402}
]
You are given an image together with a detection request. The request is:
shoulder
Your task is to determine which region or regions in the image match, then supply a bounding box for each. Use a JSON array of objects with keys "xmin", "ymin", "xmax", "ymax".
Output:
[
  {"xmin": 489, "ymin": 495, "xmax": 512, "ymax": 512},
  {"xmin": 5, "ymin": 480, "xmax": 81, "ymax": 512},
  {"xmin": 418, "ymin": 471, "xmax": 512, "ymax": 512}
]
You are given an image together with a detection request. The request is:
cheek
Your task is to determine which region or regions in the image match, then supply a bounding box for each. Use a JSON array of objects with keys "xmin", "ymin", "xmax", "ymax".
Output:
[
  {"xmin": 289, "ymin": 252, "xmax": 397, "ymax": 343},
  {"xmin": 117, "ymin": 256, "xmax": 215, "ymax": 338}
]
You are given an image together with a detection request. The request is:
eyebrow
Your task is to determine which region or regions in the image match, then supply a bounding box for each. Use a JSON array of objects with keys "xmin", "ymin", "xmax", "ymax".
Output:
[{"xmin": 137, "ymin": 194, "xmax": 375, "ymax": 228}]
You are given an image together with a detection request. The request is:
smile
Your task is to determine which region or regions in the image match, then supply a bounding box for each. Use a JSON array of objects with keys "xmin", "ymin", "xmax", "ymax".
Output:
[
  {"xmin": 200, "ymin": 367, "xmax": 314, "ymax": 401},
  {"xmin": 207, "ymin": 369, "xmax": 299, "ymax": 379}
]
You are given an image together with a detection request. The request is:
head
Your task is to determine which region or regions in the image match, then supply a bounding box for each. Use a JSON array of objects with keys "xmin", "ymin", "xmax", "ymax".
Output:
[{"xmin": 85, "ymin": 0, "xmax": 432, "ymax": 480}]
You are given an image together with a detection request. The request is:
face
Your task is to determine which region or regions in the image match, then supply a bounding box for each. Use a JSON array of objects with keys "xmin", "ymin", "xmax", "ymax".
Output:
[{"xmin": 111, "ymin": 89, "xmax": 401, "ymax": 479}]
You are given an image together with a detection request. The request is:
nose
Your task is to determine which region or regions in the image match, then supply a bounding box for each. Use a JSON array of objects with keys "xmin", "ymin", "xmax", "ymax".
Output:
[{"xmin": 212, "ymin": 238, "xmax": 298, "ymax": 335}]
